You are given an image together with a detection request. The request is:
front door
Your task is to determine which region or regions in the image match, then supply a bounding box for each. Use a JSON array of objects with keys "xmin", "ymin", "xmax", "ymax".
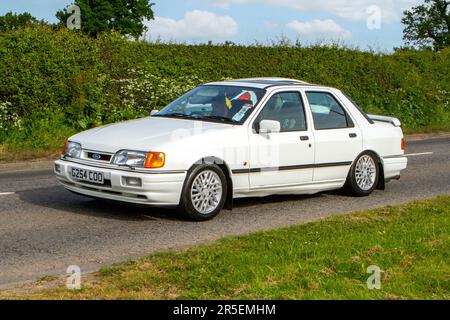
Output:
[{"xmin": 248, "ymin": 91, "xmax": 315, "ymax": 188}]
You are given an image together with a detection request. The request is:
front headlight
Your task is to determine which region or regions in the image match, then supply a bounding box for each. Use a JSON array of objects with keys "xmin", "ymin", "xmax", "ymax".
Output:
[
  {"xmin": 63, "ymin": 141, "xmax": 82, "ymax": 159},
  {"xmin": 113, "ymin": 150, "xmax": 147, "ymax": 168},
  {"xmin": 112, "ymin": 150, "xmax": 165, "ymax": 169}
]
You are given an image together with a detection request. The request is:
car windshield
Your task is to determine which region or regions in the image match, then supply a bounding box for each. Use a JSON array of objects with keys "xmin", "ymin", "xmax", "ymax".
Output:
[{"xmin": 154, "ymin": 85, "xmax": 266, "ymax": 124}]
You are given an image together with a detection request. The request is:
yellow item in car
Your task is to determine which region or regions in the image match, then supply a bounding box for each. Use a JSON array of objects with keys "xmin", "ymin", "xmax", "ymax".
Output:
[{"xmin": 225, "ymin": 97, "xmax": 232, "ymax": 109}]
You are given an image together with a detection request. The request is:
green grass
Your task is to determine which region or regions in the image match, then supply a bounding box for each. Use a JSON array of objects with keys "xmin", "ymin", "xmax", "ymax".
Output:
[
  {"xmin": 1, "ymin": 196, "xmax": 449, "ymax": 300},
  {"xmin": 0, "ymin": 114, "xmax": 76, "ymax": 162}
]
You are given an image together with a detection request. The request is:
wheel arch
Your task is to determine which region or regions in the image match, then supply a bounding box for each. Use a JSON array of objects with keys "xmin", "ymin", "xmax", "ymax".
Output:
[
  {"xmin": 188, "ymin": 156, "xmax": 234, "ymax": 210},
  {"xmin": 351, "ymin": 149, "xmax": 385, "ymax": 190}
]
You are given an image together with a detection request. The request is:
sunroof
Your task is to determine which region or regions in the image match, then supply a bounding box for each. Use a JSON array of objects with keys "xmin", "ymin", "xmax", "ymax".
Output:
[{"xmin": 226, "ymin": 78, "xmax": 313, "ymax": 87}]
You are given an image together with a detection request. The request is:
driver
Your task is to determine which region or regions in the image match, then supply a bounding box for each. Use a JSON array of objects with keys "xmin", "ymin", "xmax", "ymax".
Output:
[{"xmin": 211, "ymin": 95, "xmax": 229, "ymax": 117}]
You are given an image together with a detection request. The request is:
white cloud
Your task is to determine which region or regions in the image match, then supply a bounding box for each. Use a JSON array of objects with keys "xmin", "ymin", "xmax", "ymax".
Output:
[
  {"xmin": 207, "ymin": 0, "xmax": 422, "ymax": 23},
  {"xmin": 145, "ymin": 10, "xmax": 238, "ymax": 41},
  {"xmin": 287, "ymin": 19, "xmax": 352, "ymax": 40}
]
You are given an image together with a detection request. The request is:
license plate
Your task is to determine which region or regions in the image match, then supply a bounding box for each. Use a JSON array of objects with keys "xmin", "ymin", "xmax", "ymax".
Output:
[{"xmin": 70, "ymin": 167, "xmax": 104, "ymax": 184}]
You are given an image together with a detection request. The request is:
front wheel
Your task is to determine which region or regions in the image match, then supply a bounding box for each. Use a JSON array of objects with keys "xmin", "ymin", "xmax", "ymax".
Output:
[
  {"xmin": 345, "ymin": 152, "xmax": 379, "ymax": 196},
  {"xmin": 178, "ymin": 164, "xmax": 227, "ymax": 221}
]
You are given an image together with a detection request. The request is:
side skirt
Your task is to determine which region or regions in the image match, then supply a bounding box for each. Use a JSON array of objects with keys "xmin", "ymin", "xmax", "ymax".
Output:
[{"xmin": 233, "ymin": 179, "xmax": 346, "ymax": 198}]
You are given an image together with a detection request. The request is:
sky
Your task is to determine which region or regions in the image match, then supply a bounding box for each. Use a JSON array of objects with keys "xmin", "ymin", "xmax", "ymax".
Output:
[{"xmin": 0, "ymin": 0, "xmax": 423, "ymax": 51}]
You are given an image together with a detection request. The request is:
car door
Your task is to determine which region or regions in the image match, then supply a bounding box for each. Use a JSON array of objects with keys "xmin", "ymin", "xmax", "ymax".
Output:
[
  {"xmin": 303, "ymin": 90, "xmax": 362, "ymax": 182},
  {"xmin": 248, "ymin": 90, "xmax": 315, "ymax": 188}
]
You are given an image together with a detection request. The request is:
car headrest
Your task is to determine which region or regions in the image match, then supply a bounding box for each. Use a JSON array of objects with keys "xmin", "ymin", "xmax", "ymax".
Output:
[{"xmin": 281, "ymin": 102, "xmax": 299, "ymax": 111}]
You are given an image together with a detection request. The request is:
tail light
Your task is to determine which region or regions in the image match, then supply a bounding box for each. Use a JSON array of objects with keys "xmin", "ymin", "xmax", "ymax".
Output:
[{"xmin": 401, "ymin": 138, "xmax": 405, "ymax": 151}]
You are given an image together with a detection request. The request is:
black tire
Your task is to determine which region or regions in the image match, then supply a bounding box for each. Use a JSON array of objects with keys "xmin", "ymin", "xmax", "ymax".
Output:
[
  {"xmin": 345, "ymin": 151, "xmax": 379, "ymax": 197},
  {"xmin": 178, "ymin": 164, "xmax": 227, "ymax": 221}
]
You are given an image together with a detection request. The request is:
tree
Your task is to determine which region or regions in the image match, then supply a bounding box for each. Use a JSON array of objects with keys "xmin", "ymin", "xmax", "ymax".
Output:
[
  {"xmin": 402, "ymin": 0, "xmax": 450, "ymax": 50},
  {"xmin": 56, "ymin": 0, "xmax": 155, "ymax": 39},
  {"xmin": 0, "ymin": 12, "xmax": 44, "ymax": 32}
]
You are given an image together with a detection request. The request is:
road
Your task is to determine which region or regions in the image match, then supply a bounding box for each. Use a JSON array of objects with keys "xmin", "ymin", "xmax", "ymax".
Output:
[{"xmin": 0, "ymin": 138, "xmax": 449, "ymax": 287}]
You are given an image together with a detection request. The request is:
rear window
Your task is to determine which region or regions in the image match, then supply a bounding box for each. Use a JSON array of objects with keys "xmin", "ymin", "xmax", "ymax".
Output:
[
  {"xmin": 342, "ymin": 92, "xmax": 374, "ymax": 124},
  {"xmin": 306, "ymin": 92, "xmax": 354, "ymax": 130}
]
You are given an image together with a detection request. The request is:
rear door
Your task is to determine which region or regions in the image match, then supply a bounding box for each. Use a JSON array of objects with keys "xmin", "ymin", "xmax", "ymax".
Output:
[{"xmin": 303, "ymin": 90, "xmax": 362, "ymax": 182}]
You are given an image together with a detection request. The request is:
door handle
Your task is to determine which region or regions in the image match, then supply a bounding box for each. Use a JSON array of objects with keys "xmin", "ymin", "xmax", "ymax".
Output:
[
  {"xmin": 349, "ymin": 133, "xmax": 357, "ymax": 138},
  {"xmin": 300, "ymin": 136, "xmax": 309, "ymax": 141}
]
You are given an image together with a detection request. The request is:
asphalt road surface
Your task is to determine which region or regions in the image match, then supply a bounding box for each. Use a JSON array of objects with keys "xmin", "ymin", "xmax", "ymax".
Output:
[{"xmin": 0, "ymin": 138, "xmax": 449, "ymax": 287}]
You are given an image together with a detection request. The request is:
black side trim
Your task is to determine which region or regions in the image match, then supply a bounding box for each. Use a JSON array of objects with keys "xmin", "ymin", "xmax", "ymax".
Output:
[
  {"xmin": 232, "ymin": 161, "xmax": 352, "ymax": 174},
  {"xmin": 314, "ymin": 161, "xmax": 352, "ymax": 168},
  {"xmin": 232, "ymin": 169, "xmax": 253, "ymax": 174}
]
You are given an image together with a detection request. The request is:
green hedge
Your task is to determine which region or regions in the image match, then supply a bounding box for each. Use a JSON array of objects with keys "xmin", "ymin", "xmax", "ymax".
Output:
[{"xmin": 0, "ymin": 26, "xmax": 449, "ymax": 157}]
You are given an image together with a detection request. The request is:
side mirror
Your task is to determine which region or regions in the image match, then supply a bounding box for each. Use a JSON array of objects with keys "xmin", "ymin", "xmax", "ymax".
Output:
[
  {"xmin": 150, "ymin": 109, "xmax": 159, "ymax": 116},
  {"xmin": 258, "ymin": 120, "xmax": 280, "ymax": 134}
]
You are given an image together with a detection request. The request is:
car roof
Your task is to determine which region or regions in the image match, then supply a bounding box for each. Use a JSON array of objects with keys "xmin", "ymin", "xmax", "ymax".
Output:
[{"xmin": 205, "ymin": 77, "xmax": 324, "ymax": 89}]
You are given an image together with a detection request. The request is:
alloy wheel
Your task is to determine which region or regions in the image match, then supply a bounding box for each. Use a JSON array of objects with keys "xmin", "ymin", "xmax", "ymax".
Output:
[
  {"xmin": 190, "ymin": 170, "xmax": 223, "ymax": 215},
  {"xmin": 355, "ymin": 155, "xmax": 377, "ymax": 191}
]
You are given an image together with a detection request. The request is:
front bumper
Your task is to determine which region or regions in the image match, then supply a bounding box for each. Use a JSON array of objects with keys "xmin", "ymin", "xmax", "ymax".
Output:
[{"xmin": 54, "ymin": 159, "xmax": 187, "ymax": 206}]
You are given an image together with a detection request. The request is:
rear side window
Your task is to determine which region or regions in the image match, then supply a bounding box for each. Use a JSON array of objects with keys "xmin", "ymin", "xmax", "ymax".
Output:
[
  {"xmin": 306, "ymin": 92, "xmax": 354, "ymax": 130},
  {"xmin": 255, "ymin": 92, "xmax": 307, "ymax": 132}
]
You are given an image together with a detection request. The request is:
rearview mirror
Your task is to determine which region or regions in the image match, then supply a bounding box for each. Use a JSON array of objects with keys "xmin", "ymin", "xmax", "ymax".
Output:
[
  {"xmin": 150, "ymin": 109, "xmax": 159, "ymax": 116},
  {"xmin": 258, "ymin": 120, "xmax": 280, "ymax": 134}
]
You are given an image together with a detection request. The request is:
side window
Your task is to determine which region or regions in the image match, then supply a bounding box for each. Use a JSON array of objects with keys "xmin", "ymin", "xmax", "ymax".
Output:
[
  {"xmin": 255, "ymin": 92, "xmax": 307, "ymax": 132},
  {"xmin": 306, "ymin": 92, "xmax": 353, "ymax": 130}
]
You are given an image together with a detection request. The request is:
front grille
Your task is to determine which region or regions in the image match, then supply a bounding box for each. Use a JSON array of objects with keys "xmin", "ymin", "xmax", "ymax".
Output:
[{"xmin": 86, "ymin": 152, "xmax": 112, "ymax": 162}]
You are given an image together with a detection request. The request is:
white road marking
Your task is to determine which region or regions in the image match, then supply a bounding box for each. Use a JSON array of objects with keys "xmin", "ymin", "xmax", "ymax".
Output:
[
  {"xmin": 0, "ymin": 192, "xmax": 15, "ymax": 196},
  {"xmin": 405, "ymin": 152, "xmax": 434, "ymax": 157}
]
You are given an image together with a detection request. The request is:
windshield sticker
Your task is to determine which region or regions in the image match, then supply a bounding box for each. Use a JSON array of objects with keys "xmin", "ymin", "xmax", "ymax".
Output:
[
  {"xmin": 232, "ymin": 91, "xmax": 258, "ymax": 106},
  {"xmin": 237, "ymin": 92, "xmax": 251, "ymax": 100},
  {"xmin": 232, "ymin": 106, "xmax": 252, "ymax": 122}
]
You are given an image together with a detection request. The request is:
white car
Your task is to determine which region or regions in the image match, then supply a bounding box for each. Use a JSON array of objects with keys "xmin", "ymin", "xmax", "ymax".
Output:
[{"xmin": 55, "ymin": 78, "xmax": 407, "ymax": 220}]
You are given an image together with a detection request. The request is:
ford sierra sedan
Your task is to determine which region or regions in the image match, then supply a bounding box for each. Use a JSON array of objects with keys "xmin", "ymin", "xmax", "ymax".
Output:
[{"xmin": 55, "ymin": 78, "xmax": 407, "ymax": 220}]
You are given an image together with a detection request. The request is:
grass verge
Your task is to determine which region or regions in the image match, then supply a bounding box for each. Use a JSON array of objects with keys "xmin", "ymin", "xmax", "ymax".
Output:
[{"xmin": 1, "ymin": 196, "xmax": 449, "ymax": 300}]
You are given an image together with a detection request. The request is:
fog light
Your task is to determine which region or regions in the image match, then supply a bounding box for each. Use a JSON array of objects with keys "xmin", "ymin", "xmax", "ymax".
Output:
[
  {"xmin": 54, "ymin": 164, "xmax": 61, "ymax": 173},
  {"xmin": 124, "ymin": 177, "xmax": 142, "ymax": 187}
]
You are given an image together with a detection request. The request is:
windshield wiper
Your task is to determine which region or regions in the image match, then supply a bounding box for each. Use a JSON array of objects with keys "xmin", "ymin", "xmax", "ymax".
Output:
[
  {"xmin": 202, "ymin": 115, "xmax": 236, "ymax": 123},
  {"xmin": 153, "ymin": 112, "xmax": 194, "ymax": 119},
  {"xmin": 154, "ymin": 112, "xmax": 199, "ymax": 119},
  {"xmin": 155, "ymin": 113, "xmax": 235, "ymax": 124}
]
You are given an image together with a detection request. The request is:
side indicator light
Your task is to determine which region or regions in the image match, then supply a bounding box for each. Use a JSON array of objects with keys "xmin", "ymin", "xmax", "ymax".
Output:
[{"xmin": 144, "ymin": 152, "xmax": 165, "ymax": 168}]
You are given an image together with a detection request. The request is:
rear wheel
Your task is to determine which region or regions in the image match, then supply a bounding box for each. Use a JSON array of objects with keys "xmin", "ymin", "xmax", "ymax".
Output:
[
  {"xmin": 346, "ymin": 152, "xmax": 379, "ymax": 196},
  {"xmin": 178, "ymin": 164, "xmax": 227, "ymax": 221}
]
